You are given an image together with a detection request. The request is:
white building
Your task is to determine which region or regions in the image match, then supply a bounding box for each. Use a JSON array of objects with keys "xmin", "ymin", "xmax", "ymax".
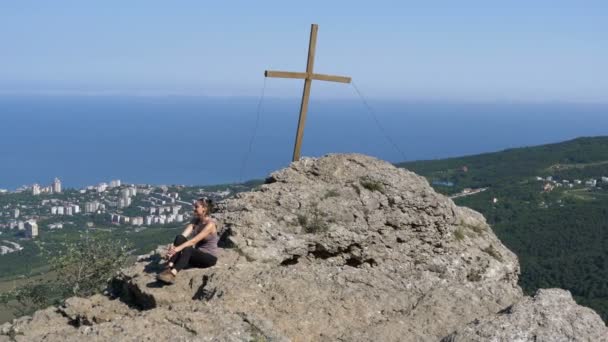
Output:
[
  {"xmin": 65, "ymin": 206, "xmax": 73, "ymax": 216},
  {"xmin": 73, "ymin": 205, "xmax": 80, "ymax": 214},
  {"xmin": 48, "ymin": 223, "xmax": 63, "ymax": 229},
  {"xmin": 132, "ymin": 217, "xmax": 144, "ymax": 226},
  {"xmin": 53, "ymin": 177, "xmax": 62, "ymax": 193},
  {"xmin": 602, "ymin": 176, "xmax": 608, "ymax": 183},
  {"xmin": 109, "ymin": 179, "xmax": 122, "ymax": 188},
  {"xmin": 57, "ymin": 206, "xmax": 65, "ymax": 215},
  {"xmin": 97, "ymin": 183, "xmax": 108, "ymax": 193},
  {"xmin": 32, "ymin": 184, "xmax": 41, "ymax": 195},
  {"xmin": 85, "ymin": 201, "xmax": 100, "ymax": 213},
  {"xmin": 128, "ymin": 187, "xmax": 137, "ymax": 197},
  {"xmin": 13, "ymin": 208, "xmax": 20, "ymax": 219},
  {"xmin": 586, "ymin": 179, "xmax": 597, "ymax": 187},
  {"xmin": 25, "ymin": 220, "xmax": 38, "ymax": 238},
  {"xmin": 118, "ymin": 197, "xmax": 131, "ymax": 208},
  {"xmin": 574, "ymin": 179, "xmax": 582, "ymax": 185},
  {"xmin": 176, "ymin": 214, "xmax": 184, "ymax": 223},
  {"xmin": 51, "ymin": 206, "xmax": 58, "ymax": 215},
  {"xmin": 121, "ymin": 188, "xmax": 130, "ymax": 200},
  {"xmin": 145, "ymin": 216, "xmax": 153, "ymax": 225}
]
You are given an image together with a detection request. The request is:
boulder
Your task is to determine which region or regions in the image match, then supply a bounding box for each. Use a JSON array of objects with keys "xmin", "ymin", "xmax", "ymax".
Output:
[{"xmin": 443, "ymin": 288, "xmax": 608, "ymax": 341}]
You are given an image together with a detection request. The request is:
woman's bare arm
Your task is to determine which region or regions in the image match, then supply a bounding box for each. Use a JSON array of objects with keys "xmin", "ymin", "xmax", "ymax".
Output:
[{"xmin": 179, "ymin": 224, "xmax": 194, "ymax": 239}]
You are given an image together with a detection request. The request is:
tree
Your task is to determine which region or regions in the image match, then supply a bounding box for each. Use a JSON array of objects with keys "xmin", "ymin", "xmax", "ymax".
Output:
[{"xmin": 0, "ymin": 232, "xmax": 131, "ymax": 315}]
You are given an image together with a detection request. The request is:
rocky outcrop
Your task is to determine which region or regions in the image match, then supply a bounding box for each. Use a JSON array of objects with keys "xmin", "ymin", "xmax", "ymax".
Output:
[
  {"xmin": 1, "ymin": 154, "xmax": 606, "ymax": 341},
  {"xmin": 443, "ymin": 289, "xmax": 608, "ymax": 341}
]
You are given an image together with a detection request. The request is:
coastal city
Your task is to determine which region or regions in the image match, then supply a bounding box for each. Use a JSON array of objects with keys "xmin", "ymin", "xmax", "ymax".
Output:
[{"xmin": 0, "ymin": 178, "xmax": 238, "ymax": 255}]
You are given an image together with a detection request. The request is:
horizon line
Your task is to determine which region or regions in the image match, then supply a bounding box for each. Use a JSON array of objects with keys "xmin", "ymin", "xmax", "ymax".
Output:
[{"xmin": 0, "ymin": 90, "xmax": 607, "ymax": 106}]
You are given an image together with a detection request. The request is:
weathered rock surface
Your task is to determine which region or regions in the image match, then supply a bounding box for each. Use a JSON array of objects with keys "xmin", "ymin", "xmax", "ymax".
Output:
[
  {"xmin": 443, "ymin": 288, "xmax": 608, "ymax": 342},
  {"xmin": 1, "ymin": 154, "xmax": 605, "ymax": 341}
]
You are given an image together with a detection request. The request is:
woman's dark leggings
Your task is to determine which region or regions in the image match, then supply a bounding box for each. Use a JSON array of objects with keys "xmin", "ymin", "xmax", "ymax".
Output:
[{"xmin": 169, "ymin": 235, "xmax": 217, "ymax": 271}]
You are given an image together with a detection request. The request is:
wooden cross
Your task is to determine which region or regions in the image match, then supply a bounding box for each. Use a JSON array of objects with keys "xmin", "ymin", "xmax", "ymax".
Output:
[{"xmin": 265, "ymin": 24, "xmax": 352, "ymax": 162}]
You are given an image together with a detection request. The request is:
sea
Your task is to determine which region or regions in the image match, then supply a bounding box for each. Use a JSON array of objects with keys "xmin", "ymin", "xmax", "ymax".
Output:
[{"xmin": 1, "ymin": 95, "xmax": 607, "ymax": 190}]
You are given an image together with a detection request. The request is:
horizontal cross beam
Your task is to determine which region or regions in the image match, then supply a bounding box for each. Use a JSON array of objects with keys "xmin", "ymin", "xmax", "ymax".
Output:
[{"xmin": 265, "ymin": 70, "xmax": 351, "ymax": 84}]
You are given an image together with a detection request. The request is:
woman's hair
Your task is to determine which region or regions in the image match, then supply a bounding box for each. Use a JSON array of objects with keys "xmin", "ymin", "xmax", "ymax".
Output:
[{"xmin": 196, "ymin": 197, "xmax": 214, "ymax": 214}]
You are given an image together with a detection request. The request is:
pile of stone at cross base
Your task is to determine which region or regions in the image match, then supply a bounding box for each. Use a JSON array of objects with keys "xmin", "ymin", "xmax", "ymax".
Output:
[{"xmin": 2, "ymin": 154, "xmax": 606, "ymax": 341}]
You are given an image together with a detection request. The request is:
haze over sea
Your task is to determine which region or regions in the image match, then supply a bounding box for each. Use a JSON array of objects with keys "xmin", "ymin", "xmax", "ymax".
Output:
[{"xmin": 1, "ymin": 95, "xmax": 607, "ymax": 190}]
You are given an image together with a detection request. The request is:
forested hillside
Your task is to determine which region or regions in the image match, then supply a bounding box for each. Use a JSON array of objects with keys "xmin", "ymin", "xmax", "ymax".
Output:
[{"xmin": 398, "ymin": 136, "xmax": 608, "ymax": 321}]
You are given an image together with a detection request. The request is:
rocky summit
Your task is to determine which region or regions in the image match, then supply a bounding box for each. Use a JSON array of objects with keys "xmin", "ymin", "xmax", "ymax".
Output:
[{"xmin": 1, "ymin": 154, "xmax": 606, "ymax": 341}]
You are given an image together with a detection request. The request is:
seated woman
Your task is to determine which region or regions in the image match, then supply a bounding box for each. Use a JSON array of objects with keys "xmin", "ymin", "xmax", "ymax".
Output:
[{"xmin": 157, "ymin": 198, "xmax": 219, "ymax": 284}]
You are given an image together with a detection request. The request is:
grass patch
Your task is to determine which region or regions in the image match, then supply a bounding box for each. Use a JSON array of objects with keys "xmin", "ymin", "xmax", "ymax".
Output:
[
  {"xmin": 322, "ymin": 189, "xmax": 340, "ymax": 199},
  {"xmin": 454, "ymin": 228, "xmax": 465, "ymax": 241},
  {"xmin": 462, "ymin": 223, "xmax": 486, "ymax": 235},
  {"xmin": 360, "ymin": 177, "xmax": 385, "ymax": 194},
  {"xmin": 297, "ymin": 206, "xmax": 329, "ymax": 234},
  {"xmin": 483, "ymin": 245, "xmax": 503, "ymax": 262}
]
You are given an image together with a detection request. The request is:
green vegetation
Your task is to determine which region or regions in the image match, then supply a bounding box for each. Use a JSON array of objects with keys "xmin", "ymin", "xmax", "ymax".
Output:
[
  {"xmin": 360, "ymin": 177, "xmax": 385, "ymax": 194},
  {"xmin": 322, "ymin": 189, "xmax": 340, "ymax": 199},
  {"xmin": 482, "ymin": 245, "xmax": 503, "ymax": 262},
  {"xmin": 0, "ymin": 232, "xmax": 131, "ymax": 316},
  {"xmin": 454, "ymin": 228, "xmax": 465, "ymax": 241},
  {"xmin": 0, "ymin": 225, "xmax": 182, "ymax": 280},
  {"xmin": 399, "ymin": 136, "xmax": 608, "ymax": 322},
  {"xmin": 297, "ymin": 204, "xmax": 330, "ymax": 234}
]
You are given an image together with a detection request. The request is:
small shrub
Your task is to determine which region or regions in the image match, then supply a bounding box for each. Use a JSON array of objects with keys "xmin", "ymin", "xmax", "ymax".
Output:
[
  {"xmin": 360, "ymin": 178, "xmax": 385, "ymax": 194},
  {"xmin": 351, "ymin": 183, "xmax": 361, "ymax": 195},
  {"xmin": 454, "ymin": 228, "xmax": 465, "ymax": 241},
  {"xmin": 322, "ymin": 189, "xmax": 340, "ymax": 199},
  {"xmin": 462, "ymin": 223, "xmax": 485, "ymax": 235},
  {"xmin": 483, "ymin": 245, "xmax": 503, "ymax": 262},
  {"xmin": 297, "ymin": 214, "xmax": 308, "ymax": 227},
  {"xmin": 297, "ymin": 206, "xmax": 329, "ymax": 234}
]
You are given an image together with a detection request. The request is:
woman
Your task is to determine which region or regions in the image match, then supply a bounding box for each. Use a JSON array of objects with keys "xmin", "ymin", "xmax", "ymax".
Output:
[{"xmin": 157, "ymin": 197, "xmax": 219, "ymax": 284}]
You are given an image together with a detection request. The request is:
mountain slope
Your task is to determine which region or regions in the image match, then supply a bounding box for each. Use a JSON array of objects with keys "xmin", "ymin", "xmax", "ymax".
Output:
[{"xmin": 398, "ymin": 136, "xmax": 608, "ymax": 321}]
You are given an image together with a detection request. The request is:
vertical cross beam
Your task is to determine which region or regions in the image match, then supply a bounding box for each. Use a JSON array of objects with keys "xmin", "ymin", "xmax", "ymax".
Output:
[{"xmin": 292, "ymin": 24, "xmax": 318, "ymax": 162}]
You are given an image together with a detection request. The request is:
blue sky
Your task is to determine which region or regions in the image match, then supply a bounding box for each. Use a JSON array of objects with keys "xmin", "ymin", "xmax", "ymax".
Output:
[{"xmin": 1, "ymin": 1, "xmax": 606, "ymax": 102}]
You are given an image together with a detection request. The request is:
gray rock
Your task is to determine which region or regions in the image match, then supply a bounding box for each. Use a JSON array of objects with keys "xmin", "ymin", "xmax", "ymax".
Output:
[{"xmin": 443, "ymin": 288, "xmax": 608, "ymax": 341}]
